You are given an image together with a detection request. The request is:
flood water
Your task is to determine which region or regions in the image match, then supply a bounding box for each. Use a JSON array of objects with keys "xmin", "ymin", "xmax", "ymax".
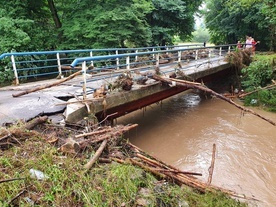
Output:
[{"xmin": 117, "ymin": 90, "xmax": 276, "ymax": 207}]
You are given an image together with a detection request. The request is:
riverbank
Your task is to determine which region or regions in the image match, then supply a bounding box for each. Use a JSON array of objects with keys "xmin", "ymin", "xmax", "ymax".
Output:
[{"xmin": 0, "ymin": 119, "xmax": 248, "ymax": 206}]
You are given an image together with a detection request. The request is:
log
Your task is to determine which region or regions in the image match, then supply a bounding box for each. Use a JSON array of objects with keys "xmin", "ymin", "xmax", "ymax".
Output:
[
  {"xmin": 24, "ymin": 116, "xmax": 48, "ymax": 130},
  {"xmin": 152, "ymin": 75, "xmax": 276, "ymax": 126},
  {"xmin": 84, "ymin": 139, "xmax": 108, "ymax": 170},
  {"xmin": 12, "ymin": 70, "xmax": 82, "ymax": 97},
  {"xmin": 207, "ymin": 144, "xmax": 216, "ymax": 185}
]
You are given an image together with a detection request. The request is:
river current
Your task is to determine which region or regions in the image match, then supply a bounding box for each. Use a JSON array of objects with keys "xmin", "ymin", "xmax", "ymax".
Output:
[{"xmin": 118, "ymin": 90, "xmax": 276, "ymax": 207}]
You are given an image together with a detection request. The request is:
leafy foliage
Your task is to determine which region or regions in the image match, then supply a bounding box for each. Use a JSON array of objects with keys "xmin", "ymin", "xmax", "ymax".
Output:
[
  {"xmin": 204, "ymin": 0, "xmax": 275, "ymax": 51},
  {"xmin": 148, "ymin": 0, "xmax": 203, "ymax": 46},
  {"xmin": 241, "ymin": 54, "xmax": 276, "ymax": 111},
  {"xmin": 192, "ymin": 27, "xmax": 210, "ymax": 43}
]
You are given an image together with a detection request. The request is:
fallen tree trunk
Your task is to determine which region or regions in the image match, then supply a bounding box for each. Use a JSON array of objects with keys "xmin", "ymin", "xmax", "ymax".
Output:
[
  {"xmin": 12, "ymin": 70, "xmax": 82, "ymax": 97},
  {"xmin": 152, "ymin": 75, "xmax": 276, "ymax": 126}
]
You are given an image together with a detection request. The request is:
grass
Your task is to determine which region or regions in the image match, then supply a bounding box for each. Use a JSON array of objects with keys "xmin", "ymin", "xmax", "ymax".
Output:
[{"xmin": 0, "ymin": 126, "xmax": 248, "ymax": 207}]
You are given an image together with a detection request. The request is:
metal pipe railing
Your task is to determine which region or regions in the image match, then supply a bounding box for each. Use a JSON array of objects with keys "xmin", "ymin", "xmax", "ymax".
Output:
[
  {"xmin": 69, "ymin": 44, "xmax": 236, "ymax": 100},
  {"xmin": 0, "ymin": 44, "xmax": 237, "ymax": 86},
  {"xmin": 0, "ymin": 44, "xmax": 204, "ymax": 85}
]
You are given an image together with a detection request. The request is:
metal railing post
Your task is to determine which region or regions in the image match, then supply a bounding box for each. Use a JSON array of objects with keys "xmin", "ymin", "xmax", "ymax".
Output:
[
  {"xmin": 116, "ymin": 50, "xmax": 119, "ymax": 70},
  {"xmin": 178, "ymin": 51, "xmax": 181, "ymax": 64},
  {"xmin": 56, "ymin": 53, "xmax": 62, "ymax": 77},
  {"xmin": 155, "ymin": 53, "xmax": 160, "ymax": 68},
  {"xmin": 11, "ymin": 55, "xmax": 19, "ymax": 85},
  {"xmin": 166, "ymin": 47, "xmax": 169, "ymax": 55},
  {"xmin": 195, "ymin": 50, "xmax": 198, "ymax": 61},
  {"xmin": 152, "ymin": 48, "xmax": 155, "ymax": 59},
  {"xmin": 82, "ymin": 61, "xmax": 87, "ymax": 100},
  {"xmin": 89, "ymin": 51, "xmax": 94, "ymax": 67},
  {"xmin": 135, "ymin": 50, "xmax": 138, "ymax": 61},
  {"xmin": 219, "ymin": 47, "xmax": 222, "ymax": 56},
  {"xmin": 228, "ymin": 46, "xmax": 231, "ymax": 53},
  {"xmin": 126, "ymin": 56, "xmax": 130, "ymax": 70}
]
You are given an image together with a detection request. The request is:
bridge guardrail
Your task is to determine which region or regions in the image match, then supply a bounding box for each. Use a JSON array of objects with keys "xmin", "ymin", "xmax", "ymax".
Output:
[
  {"xmin": 0, "ymin": 44, "xmax": 203, "ymax": 85},
  {"xmin": 69, "ymin": 44, "xmax": 237, "ymax": 100}
]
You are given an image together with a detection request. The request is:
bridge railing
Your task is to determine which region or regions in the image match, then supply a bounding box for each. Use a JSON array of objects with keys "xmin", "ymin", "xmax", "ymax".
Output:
[
  {"xmin": 69, "ymin": 44, "xmax": 237, "ymax": 100},
  {"xmin": 0, "ymin": 44, "xmax": 203, "ymax": 85}
]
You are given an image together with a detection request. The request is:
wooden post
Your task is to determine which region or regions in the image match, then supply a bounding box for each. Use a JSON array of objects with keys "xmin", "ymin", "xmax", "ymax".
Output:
[{"xmin": 207, "ymin": 143, "xmax": 216, "ymax": 185}]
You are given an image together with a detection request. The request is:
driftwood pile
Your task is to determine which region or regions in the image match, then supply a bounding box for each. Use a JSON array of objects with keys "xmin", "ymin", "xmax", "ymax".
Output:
[{"xmin": 122, "ymin": 143, "xmax": 258, "ymax": 201}]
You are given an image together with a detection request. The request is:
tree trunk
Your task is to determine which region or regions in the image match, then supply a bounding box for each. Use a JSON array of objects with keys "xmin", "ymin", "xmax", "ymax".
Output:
[{"xmin": 47, "ymin": 0, "xmax": 62, "ymax": 28}]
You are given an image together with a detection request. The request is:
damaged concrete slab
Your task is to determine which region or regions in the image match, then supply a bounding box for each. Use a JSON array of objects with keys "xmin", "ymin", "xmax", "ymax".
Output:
[{"xmin": 0, "ymin": 87, "xmax": 66, "ymax": 125}]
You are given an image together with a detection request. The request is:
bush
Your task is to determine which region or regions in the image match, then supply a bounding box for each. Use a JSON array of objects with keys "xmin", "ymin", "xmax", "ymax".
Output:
[{"xmin": 241, "ymin": 53, "xmax": 276, "ymax": 111}]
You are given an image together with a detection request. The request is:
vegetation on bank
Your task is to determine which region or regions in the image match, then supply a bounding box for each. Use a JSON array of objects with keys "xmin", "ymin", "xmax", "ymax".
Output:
[
  {"xmin": 0, "ymin": 122, "xmax": 248, "ymax": 206},
  {"xmin": 226, "ymin": 50, "xmax": 276, "ymax": 112},
  {"xmin": 241, "ymin": 53, "xmax": 276, "ymax": 112}
]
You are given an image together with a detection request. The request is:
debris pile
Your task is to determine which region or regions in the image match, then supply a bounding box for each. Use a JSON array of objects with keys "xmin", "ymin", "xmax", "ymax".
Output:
[{"xmin": 0, "ymin": 116, "xmax": 259, "ymax": 202}]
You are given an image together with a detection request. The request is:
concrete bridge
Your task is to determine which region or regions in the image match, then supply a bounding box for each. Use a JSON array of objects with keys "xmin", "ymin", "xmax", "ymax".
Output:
[{"xmin": 0, "ymin": 44, "xmax": 235, "ymax": 125}]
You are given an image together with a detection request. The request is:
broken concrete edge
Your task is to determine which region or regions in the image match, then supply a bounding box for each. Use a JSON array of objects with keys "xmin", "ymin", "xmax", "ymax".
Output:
[{"xmin": 64, "ymin": 82, "xmax": 169, "ymax": 123}]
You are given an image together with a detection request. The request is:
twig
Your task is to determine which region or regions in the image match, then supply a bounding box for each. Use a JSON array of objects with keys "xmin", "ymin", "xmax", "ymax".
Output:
[
  {"xmin": 7, "ymin": 185, "xmax": 32, "ymax": 205},
  {"xmin": 0, "ymin": 133, "xmax": 11, "ymax": 141},
  {"xmin": 0, "ymin": 177, "xmax": 25, "ymax": 184},
  {"xmin": 75, "ymin": 127, "xmax": 113, "ymax": 139}
]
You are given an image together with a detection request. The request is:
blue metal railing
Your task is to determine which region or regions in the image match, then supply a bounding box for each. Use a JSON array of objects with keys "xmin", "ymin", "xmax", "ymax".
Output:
[
  {"xmin": 68, "ymin": 44, "xmax": 236, "ymax": 99},
  {"xmin": 0, "ymin": 43, "xmax": 237, "ymax": 86},
  {"xmin": 0, "ymin": 44, "xmax": 203, "ymax": 85}
]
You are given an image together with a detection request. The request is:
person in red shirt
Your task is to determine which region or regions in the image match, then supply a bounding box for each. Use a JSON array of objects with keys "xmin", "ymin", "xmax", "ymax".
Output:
[
  {"xmin": 237, "ymin": 41, "xmax": 242, "ymax": 49},
  {"xmin": 251, "ymin": 38, "xmax": 259, "ymax": 55}
]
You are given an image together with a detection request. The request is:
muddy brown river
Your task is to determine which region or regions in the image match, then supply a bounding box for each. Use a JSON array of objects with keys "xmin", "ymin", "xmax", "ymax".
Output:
[{"xmin": 117, "ymin": 90, "xmax": 276, "ymax": 207}]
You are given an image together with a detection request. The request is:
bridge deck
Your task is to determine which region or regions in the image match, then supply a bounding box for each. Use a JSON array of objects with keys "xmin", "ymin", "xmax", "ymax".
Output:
[{"xmin": 0, "ymin": 57, "xmax": 231, "ymax": 125}]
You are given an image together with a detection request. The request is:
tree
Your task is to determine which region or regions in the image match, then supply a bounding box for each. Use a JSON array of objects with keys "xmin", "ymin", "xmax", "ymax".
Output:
[
  {"xmin": 0, "ymin": 0, "xmax": 59, "ymax": 53},
  {"xmin": 58, "ymin": 0, "xmax": 153, "ymax": 49},
  {"xmin": 147, "ymin": 0, "xmax": 203, "ymax": 46},
  {"xmin": 204, "ymin": 0, "xmax": 276, "ymax": 51}
]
